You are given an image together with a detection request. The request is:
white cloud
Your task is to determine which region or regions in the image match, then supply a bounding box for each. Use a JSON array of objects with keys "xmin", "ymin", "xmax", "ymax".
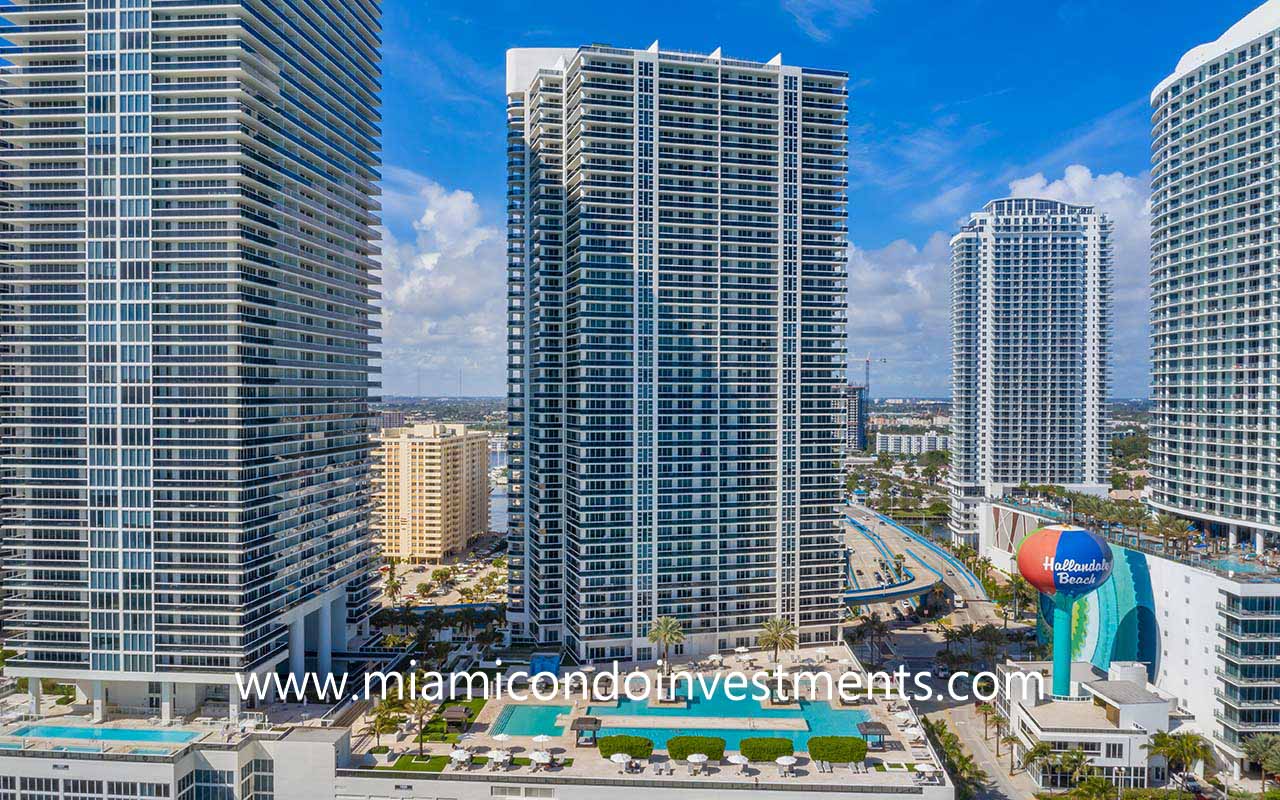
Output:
[
  {"xmin": 846, "ymin": 232, "xmax": 953, "ymax": 397},
  {"xmin": 909, "ymin": 182, "xmax": 973, "ymax": 222},
  {"xmin": 849, "ymin": 164, "xmax": 1151, "ymax": 398},
  {"xmin": 781, "ymin": 0, "xmax": 875, "ymax": 41},
  {"xmin": 376, "ymin": 168, "xmax": 507, "ymax": 396}
]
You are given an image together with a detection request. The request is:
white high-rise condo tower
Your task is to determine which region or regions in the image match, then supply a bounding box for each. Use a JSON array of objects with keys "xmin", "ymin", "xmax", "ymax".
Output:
[
  {"xmin": 948, "ymin": 198, "xmax": 1112, "ymax": 545},
  {"xmin": 1150, "ymin": 1, "xmax": 1280, "ymax": 556},
  {"xmin": 0, "ymin": 0, "xmax": 382, "ymax": 720},
  {"xmin": 505, "ymin": 44, "xmax": 849, "ymax": 663},
  {"xmin": 1150, "ymin": 1, "xmax": 1280, "ymax": 757}
]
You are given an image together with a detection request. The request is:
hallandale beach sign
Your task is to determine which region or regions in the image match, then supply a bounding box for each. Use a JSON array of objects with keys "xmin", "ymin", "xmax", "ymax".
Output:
[{"xmin": 1017, "ymin": 525, "xmax": 1114, "ymax": 597}]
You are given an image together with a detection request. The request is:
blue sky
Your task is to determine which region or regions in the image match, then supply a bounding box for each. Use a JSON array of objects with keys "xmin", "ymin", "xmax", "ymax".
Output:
[{"xmin": 376, "ymin": 0, "xmax": 1264, "ymax": 399}]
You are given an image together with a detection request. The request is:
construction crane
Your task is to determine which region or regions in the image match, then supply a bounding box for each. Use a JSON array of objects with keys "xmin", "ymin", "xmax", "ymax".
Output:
[{"xmin": 859, "ymin": 354, "xmax": 886, "ymax": 395}]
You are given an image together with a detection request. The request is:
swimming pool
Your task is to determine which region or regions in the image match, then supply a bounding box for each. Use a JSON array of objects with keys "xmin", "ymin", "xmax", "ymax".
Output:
[
  {"xmin": 588, "ymin": 684, "xmax": 868, "ymax": 751},
  {"xmin": 11, "ymin": 725, "xmax": 201, "ymax": 744},
  {"xmin": 1207, "ymin": 558, "xmax": 1268, "ymax": 574},
  {"xmin": 529, "ymin": 653, "xmax": 562, "ymax": 677},
  {"xmin": 491, "ymin": 704, "xmax": 569, "ymax": 737}
]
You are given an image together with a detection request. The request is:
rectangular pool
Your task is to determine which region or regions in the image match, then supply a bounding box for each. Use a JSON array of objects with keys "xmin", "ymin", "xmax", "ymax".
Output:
[
  {"xmin": 588, "ymin": 685, "xmax": 868, "ymax": 751},
  {"xmin": 491, "ymin": 704, "xmax": 569, "ymax": 737},
  {"xmin": 12, "ymin": 725, "xmax": 200, "ymax": 744}
]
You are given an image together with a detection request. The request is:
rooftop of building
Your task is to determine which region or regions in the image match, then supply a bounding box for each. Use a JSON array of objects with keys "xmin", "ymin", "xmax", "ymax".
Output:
[
  {"xmin": 1084, "ymin": 680, "xmax": 1166, "ymax": 707},
  {"xmin": 1025, "ymin": 697, "xmax": 1121, "ymax": 732},
  {"xmin": 0, "ymin": 646, "xmax": 952, "ymax": 793},
  {"xmin": 506, "ymin": 43, "xmax": 848, "ymax": 93},
  {"xmin": 991, "ymin": 496, "xmax": 1280, "ymax": 584},
  {"xmin": 344, "ymin": 644, "xmax": 947, "ymax": 790},
  {"xmin": 378, "ymin": 422, "xmax": 487, "ymax": 441},
  {"xmin": 1154, "ymin": 1, "xmax": 1278, "ymax": 99}
]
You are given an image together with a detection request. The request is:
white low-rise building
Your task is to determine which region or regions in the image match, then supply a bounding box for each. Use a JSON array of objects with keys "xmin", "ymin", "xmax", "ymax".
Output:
[
  {"xmin": 875, "ymin": 433, "xmax": 950, "ymax": 456},
  {"xmin": 998, "ymin": 660, "xmax": 1177, "ymax": 790}
]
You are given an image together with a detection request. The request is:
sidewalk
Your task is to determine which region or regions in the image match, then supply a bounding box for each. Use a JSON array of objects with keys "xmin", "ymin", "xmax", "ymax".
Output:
[{"xmin": 933, "ymin": 703, "xmax": 1037, "ymax": 800}]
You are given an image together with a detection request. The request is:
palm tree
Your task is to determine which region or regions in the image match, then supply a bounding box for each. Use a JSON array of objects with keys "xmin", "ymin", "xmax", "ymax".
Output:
[
  {"xmin": 383, "ymin": 572, "xmax": 402, "ymax": 606},
  {"xmin": 1264, "ymin": 749, "xmax": 1280, "ymax": 796},
  {"xmin": 976, "ymin": 702, "xmax": 995, "ymax": 737},
  {"xmin": 757, "ymin": 616, "xmax": 798, "ymax": 665},
  {"xmin": 956, "ymin": 623, "xmax": 978, "ymax": 661},
  {"xmin": 1057, "ymin": 748, "xmax": 1094, "ymax": 787},
  {"xmin": 646, "ymin": 616, "xmax": 685, "ymax": 675},
  {"xmin": 1008, "ymin": 575, "xmax": 1033, "ymax": 620},
  {"xmin": 1072, "ymin": 775, "xmax": 1115, "ymax": 800},
  {"xmin": 854, "ymin": 611, "xmax": 891, "ymax": 660},
  {"xmin": 1148, "ymin": 513, "xmax": 1189, "ymax": 555},
  {"xmin": 1245, "ymin": 734, "xmax": 1280, "ymax": 791},
  {"xmin": 1021, "ymin": 741, "xmax": 1054, "ymax": 783},
  {"xmin": 415, "ymin": 581, "xmax": 434, "ymax": 603},
  {"xmin": 370, "ymin": 701, "xmax": 402, "ymax": 749},
  {"xmin": 1000, "ymin": 734, "xmax": 1020, "ymax": 775},
  {"xmin": 407, "ymin": 697, "xmax": 433, "ymax": 757},
  {"xmin": 991, "ymin": 713, "xmax": 1009, "ymax": 755},
  {"xmin": 942, "ymin": 627, "xmax": 965, "ymax": 653},
  {"xmin": 1148, "ymin": 732, "xmax": 1214, "ymax": 794}
]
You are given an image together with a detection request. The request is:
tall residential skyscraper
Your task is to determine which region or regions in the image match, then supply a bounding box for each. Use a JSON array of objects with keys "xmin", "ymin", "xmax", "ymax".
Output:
[
  {"xmin": 373, "ymin": 424, "xmax": 490, "ymax": 565},
  {"xmin": 949, "ymin": 198, "xmax": 1112, "ymax": 544},
  {"xmin": 1150, "ymin": 3, "xmax": 1280, "ymax": 554},
  {"xmin": 0, "ymin": 0, "xmax": 381, "ymax": 719},
  {"xmin": 844, "ymin": 384, "xmax": 868, "ymax": 452},
  {"xmin": 505, "ymin": 44, "xmax": 848, "ymax": 662}
]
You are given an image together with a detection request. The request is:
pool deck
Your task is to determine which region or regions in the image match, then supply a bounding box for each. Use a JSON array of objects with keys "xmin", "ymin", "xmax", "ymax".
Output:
[
  {"xmin": 0, "ymin": 717, "xmax": 217, "ymax": 756},
  {"xmin": 589, "ymin": 714, "xmax": 811, "ymax": 731},
  {"xmin": 362, "ymin": 645, "xmax": 949, "ymax": 792}
]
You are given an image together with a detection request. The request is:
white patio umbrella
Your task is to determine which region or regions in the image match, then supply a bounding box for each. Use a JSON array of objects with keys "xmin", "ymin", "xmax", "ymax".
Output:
[
  {"xmin": 449, "ymin": 749, "xmax": 470, "ymax": 762},
  {"xmin": 734, "ymin": 646, "xmax": 750, "ymax": 655},
  {"xmin": 727, "ymin": 754, "xmax": 749, "ymax": 765},
  {"xmin": 776, "ymin": 755, "xmax": 797, "ymax": 766},
  {"xmin": 579, "ymin": 664, "xmax": 597, "ymax": 674},
  {"xmin": 707, "ymin": 653, "xmax": 723, "ymax": 663},
  {"xmin": 532, "ymin": 734, "xmax": 551, "ymax": 744},
  {"xmin": 531, "ymin": 750, "xmax": 552, "ymax": 763},
  {"xmin": 610, "ymin": 753, "xmax": 630, "ymax": 766},
  {"xmin": 492, "ymin": 733, "xmax": 511, "ymax": 743},
  {"xmin": 687, "ymin": 753, "xmax": 708, "ymax": 764}
]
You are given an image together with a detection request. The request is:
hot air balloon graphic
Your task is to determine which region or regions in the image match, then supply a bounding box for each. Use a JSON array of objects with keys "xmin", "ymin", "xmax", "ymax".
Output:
[{"xmin": 1016, "ymin": 525, "xmax": 1114, "ymax": 697}]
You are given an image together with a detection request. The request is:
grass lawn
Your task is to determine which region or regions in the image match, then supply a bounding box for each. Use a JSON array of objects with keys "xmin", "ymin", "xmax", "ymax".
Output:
[
  {"xmin": 414, "ymin": 697, "xmax": 487, "ymax": 743},
  {"xmin": 379, "ymin": 755, "xmax": 498, "ymax": 772}
]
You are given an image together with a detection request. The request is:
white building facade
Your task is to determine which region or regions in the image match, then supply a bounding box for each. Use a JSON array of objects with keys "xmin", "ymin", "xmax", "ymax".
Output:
[
  {"xmin": 1149, "ymin": 2, "xmax": 1280, "ymax": 552},
  {"xmin": 874, "ymin": 432, "xmax": 948, "ymax": 456},
  {"xmin": 0, "ymin": 0, "xmax": 382, "ymax": 718},
  {"xmin": 979, "ymin": 500, "xmax": 1280, "ymax": 778},
  {"xmin": 505, "ymin": 44, "xmax": 849, "ymax": 662},
  {"xmin": 948, "ymin": 198, "xmax": 1112, "ymax": 544}
]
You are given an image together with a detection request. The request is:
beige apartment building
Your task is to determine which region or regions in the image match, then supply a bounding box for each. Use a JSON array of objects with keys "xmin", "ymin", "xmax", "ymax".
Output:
[{"xmin": 373, "ymin": 424, "xmax": 490, "ymax": 564}]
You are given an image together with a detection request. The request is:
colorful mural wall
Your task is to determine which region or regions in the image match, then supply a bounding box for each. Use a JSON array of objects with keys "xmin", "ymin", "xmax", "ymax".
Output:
[{"xmin": 1034, "ymin": 544, "xmax": 1162, "ymax": 680}]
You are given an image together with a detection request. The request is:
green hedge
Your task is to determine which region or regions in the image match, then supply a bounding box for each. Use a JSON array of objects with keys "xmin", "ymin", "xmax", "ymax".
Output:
[
  {"xmin": 739, "ymin": 737, "xmax": 794, "ymax": 763},
  {"xmin": 666, "ymin": 736, "xmax": 725, "ymax": 762},
  {"xmin": 598, "ymin": 735, "xmax": 654, "ymax": 760},
  {"xmin": 1118, "ymin": 792, "xmax": 1187, "ymax": 800},
  {"xmin": 807, "ymin": 736, "xmax": 867, "ymax": 763}
]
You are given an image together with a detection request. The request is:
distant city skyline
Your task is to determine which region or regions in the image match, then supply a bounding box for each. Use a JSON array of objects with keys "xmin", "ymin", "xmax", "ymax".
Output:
[{"xmin": 374, "ymin": 0, "xmax": 1264, "ymax": 399}]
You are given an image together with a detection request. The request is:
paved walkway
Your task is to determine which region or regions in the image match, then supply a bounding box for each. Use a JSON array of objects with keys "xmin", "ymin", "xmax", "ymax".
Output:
[{"xmin": 935, "ymin": 703, "xmax": 1037, "ymax": 800}]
